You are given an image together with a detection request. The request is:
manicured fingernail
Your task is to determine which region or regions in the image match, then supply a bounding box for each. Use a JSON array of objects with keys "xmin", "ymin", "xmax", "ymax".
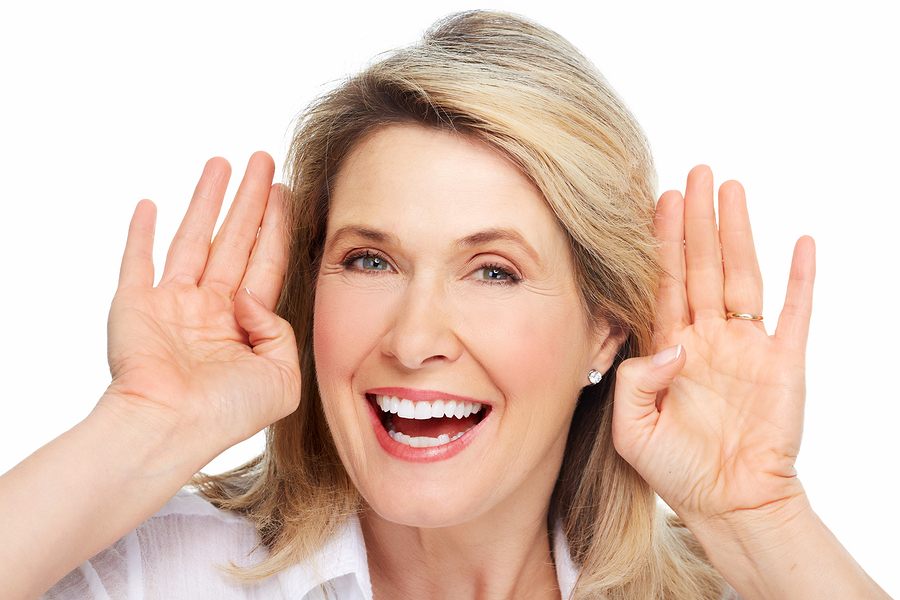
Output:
[
  {"xmin": 652, "ymin": 344, "xmax": 682, "ymax": 366},
  {"xmin": 245, "ymin": 287, "xmax": 267, "ymax": 309}
]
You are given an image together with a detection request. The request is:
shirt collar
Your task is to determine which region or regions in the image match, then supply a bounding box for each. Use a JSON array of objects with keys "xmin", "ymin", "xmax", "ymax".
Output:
[
  {"xmin": 553, "ymin": 520, "xmax": 579, "ymax": 600},
  {"xmin": 276, "ymin": 516, "xmax": 578, "ymax": 600},
  {"xmin": 276, "ymin": 513, "xmax": 373, "ymax": 600}
]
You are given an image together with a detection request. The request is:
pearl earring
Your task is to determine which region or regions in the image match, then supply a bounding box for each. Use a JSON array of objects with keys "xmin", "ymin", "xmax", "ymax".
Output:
[{"xmin": 588, "ymin": 370, "xmax": 602, "ymax": 385}]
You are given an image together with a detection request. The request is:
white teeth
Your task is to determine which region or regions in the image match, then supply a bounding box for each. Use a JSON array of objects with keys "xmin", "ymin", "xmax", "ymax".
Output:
[
  {"xmin": 374, "ymin": 395, "xmax": 484, "ymax": 421},
  {"xmin": 444, "ymin": 400, "xmax": 457, "ymax": 418},
  {"xmin": 398, "ymin": 398, "xmax": 415, "ymax": 419},
  {"xmin": 454, "ymin": 402, "xmax": 465, "ymax": 419},
  {"xmin": 388, "ymin": 427, "xmax": 474, "ymax": 448},
  {"xmin": 377, "ymin": 394, "xmax": 486, "ymax": 449},
  {"xmin": 431, "ymin": 399, "xmax": 445, "ymax": 418},
  {"xmin": 414, "ymin": 402, "xmax": 432, "ymax": 420}
]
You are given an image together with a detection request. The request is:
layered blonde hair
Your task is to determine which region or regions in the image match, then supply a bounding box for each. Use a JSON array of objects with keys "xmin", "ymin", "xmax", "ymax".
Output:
[{"xmin": 195, "ymin": 10, "xmax": 729, "ymax": 599}]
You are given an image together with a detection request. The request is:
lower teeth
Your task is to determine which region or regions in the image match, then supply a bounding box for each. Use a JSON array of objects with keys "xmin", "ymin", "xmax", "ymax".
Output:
[{"xmin": 388, "ymin": 428, "xmax": 471, "ymax": 448}]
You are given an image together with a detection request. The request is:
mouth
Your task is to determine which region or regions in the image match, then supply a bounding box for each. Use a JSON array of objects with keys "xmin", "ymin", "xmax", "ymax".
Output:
[{"xmin": 369, "ymin": 393, "xmax": 489, "ymax": 449}]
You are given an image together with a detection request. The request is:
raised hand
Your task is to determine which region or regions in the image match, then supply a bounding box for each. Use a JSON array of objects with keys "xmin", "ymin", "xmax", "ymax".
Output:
[
  {"xmin": 612, "ymin": 165, "xmax": 815, "ymax": 528},
  {"xmin": 0, "ymin": 153, "xmax": 303, "ymax": 599},
  {"xmin": 101, "ymin": 152, "xmax": 301, "ymax": 459}
]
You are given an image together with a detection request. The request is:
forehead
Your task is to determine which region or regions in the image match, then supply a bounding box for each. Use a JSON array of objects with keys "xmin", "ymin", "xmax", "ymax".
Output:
[{"xmin": 326, "ymin": 125, "xmax": 568, "ymax": 253}]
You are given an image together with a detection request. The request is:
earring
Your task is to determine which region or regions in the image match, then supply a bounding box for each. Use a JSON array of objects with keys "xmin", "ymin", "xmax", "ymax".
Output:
[{"xmin": 588, "ymin": 370, "xmax": 602, "ymax": 385}]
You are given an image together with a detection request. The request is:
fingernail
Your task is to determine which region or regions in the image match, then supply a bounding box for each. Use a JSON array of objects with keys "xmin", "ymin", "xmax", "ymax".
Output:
[
  {"xmin": 652, "ymin": 344, "xmax": 682, "ymax": 366},
  {"xmin": 245, "ymin": 287, "xmax": 267, "ymax": 309}
]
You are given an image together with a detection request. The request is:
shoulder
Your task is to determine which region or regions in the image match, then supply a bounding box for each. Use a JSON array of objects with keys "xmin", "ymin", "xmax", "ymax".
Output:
[
  {"xmin": 131, "ymin": 488, "xmax": 266, "ymax": 568},
  {"xmin": 43, "ymin": 490, "xmax": 278, "ymax": 600},
  {"xmin": 140, "ymin": 487, "xmax": 259, "ymax": 544}
]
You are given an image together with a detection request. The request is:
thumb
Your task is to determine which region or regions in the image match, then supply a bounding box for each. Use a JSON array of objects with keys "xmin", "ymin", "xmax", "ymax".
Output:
[
  {"xmin": 612, "ymin": 344, "xmax": 686, "ymax": 460},
  {"xmin": 234, "ymin": 287, "xmax": 299, "ymax": 366}
]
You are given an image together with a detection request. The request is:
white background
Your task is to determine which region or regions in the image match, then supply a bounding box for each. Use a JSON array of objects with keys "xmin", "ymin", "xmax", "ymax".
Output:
[{"xmin": 1, "ymin": 0, "xmax": 897, "ymax": 594}]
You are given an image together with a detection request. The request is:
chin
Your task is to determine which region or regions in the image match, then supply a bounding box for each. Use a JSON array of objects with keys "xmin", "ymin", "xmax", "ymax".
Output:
[{"xmin": 359, "ymin": 475, "xmax": 500, "ymax": 530}]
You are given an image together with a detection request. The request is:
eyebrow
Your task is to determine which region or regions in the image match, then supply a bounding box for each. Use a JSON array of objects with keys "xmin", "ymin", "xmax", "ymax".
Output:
[
  {"xmin": 326, "ymin": 225, "xmax": 399, "ymax": 253},
  {"xmin": 455, "ymin": 228, "xmax": 540, "ymax": 264},
  {"xmin": 326, "ymin": 225, "xmax": 541, "ymax": 264}
]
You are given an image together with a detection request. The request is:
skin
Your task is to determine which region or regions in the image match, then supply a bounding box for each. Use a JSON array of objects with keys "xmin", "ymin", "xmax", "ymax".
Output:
[
  {"xmin": 0, "ymin": 152, "xmax": 303, "ymax": 599},
  {"xmin": 613, "ymin": 168, "xmax": 889, "ymax": 598},
  {"xmin": 313, "ymin": 125, "xmax": 623, "ymax": 599},
  {"xmin": 0, "ymin": 147, "xmax": 890, "ymax": 598}
]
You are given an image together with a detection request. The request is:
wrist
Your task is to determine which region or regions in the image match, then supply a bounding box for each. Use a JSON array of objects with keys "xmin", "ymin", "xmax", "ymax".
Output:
[
  {"xmin": 684, "ymin": 487, "xmax": 812, "ymax": 553},
  {"xmin": 89, "ymin": 392, "xmax": 208, "ymax": 485},
  {"xmin": 94, "ymin": 387, "xmax": 226, "ymax": 477},
  {"xmin": 684, "ymin": 491, "xmax": 889, "ymax": 600}
]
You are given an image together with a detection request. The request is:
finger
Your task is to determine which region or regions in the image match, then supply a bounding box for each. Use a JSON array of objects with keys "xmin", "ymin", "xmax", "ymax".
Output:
[
  {"xmin": 118, "ymin": 199, "xmax": 157, "ymax": 290},
  {"xmin": 159, "ymin": 157, "xmax": 231, "ymax": 285},
  {"xmin": 235, "ymin": 288, "xmax": 299, "ymax": 360},
  {"xmin": 775, "ymin": 236, "xmax": 816, "ymax": 349},
  {"xmin": 234, "ymin": 287, "xmax": 302, "ymax": 422},
  {"xmin": 683, "ymin": 165, "xmax": 725, "ymax": 320},
  {"xmin": 654, "ymin": 189, "xmax": 689, "ymax": 332},
  {"xmin": 199, "ymin": 151, "xmax": 276, "ymax": 295},
  {"xmin": 718, "ymin": 180, "xmax": 764, "ymax": 319},
  {"xmin": 612, "ymin": 345, "xmax": 687, "ymax": 464},
  {"xmin": 239, "ymin": 183, "xmax": 289, "ymax": 309}
]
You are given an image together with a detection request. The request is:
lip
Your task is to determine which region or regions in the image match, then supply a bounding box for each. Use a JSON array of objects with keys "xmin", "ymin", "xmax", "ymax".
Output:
[{"xmin": 365, "ymin": 388, "xmax": 491, "ymax": 463}]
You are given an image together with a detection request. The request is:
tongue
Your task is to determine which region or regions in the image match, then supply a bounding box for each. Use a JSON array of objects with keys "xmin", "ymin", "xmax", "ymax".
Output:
[{"xmin": 392, "ymin": 415, "xmax": 478, "ymax": 438}]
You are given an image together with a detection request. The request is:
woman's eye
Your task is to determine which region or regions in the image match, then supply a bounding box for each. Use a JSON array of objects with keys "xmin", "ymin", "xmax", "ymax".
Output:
[
  {"xmin": 358, "ymin": 255, "xmax": 389, "ymax": 270},
  {"xmin": 345, "ymin": 252, "xmax": 392, "ymax": 272},
  {"xmin": 473, "ymin": 265, "xmax": 519, "ymax": 284}
]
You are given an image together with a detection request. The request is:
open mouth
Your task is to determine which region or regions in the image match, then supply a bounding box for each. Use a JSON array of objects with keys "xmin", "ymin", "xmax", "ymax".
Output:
[{"xmin": 370, "ymin": 393, "xmax": 489, "ymax": 448}]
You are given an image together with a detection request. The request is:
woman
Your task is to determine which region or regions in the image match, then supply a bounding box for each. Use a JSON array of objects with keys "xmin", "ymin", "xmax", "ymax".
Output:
[{"xmin": 1, "ymin": 10, "xmax": 890, "ymax": 600}]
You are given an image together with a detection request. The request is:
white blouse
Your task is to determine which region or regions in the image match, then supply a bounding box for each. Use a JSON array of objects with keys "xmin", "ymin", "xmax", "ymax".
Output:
[{"xmin": 43, "ymin": 490, "xmax": 581, "ymax": 600}]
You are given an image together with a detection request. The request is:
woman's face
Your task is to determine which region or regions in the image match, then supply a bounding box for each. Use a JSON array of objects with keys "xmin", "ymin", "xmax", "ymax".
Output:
[{"xmin": 314, "ymin": 125, "xmax": 622, "ymax": 528}]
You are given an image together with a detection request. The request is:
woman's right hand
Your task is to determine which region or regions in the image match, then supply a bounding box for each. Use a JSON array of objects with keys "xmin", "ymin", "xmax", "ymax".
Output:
[
  {"xmin": 0, "ymin": 153, "xmax": 302, "ymax": 599},
  {"xmin": 101, "ymin": 151, "xmax": 301, "ymax": 459}
]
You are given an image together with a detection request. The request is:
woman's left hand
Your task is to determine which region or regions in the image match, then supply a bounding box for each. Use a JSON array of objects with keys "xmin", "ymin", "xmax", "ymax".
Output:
[{"xmin": 612, "ymin": 164, "xmax": 816, "ymax": 529}]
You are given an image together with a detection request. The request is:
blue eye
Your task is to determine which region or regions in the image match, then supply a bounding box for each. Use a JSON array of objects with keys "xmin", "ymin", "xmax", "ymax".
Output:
[
  {"xmin": 344, "ymin": 251, "xmax": 392, "ymax": 273},
  {"xmin": 358, "ymin": 254, "xmax": 388, "ymax": 270},
  {"xmin": 474, "ymin": 264, "xmax": 520, "ymax": 284}
]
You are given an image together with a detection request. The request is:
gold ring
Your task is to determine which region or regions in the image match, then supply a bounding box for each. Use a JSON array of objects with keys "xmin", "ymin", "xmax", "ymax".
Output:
[{"xmin": 726, "ymin": 312, "xmax": 763, "ymax": 321}]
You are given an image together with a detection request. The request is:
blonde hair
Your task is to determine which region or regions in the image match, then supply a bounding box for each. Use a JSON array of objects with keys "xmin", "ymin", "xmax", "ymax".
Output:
[{"xmin": 195, "ymin": 10, "xmax": 729, "ymax": 599}]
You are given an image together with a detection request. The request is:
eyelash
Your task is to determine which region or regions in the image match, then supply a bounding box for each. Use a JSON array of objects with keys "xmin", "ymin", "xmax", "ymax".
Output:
[
  {"xmin": 340, "ymin": 251, "xmax": 521, "ymax": 285},
  {"xmin": 474, "ymin": 263, "xmax": 521, "ymax": 286},
  {"xmin": 341, "ymin": 250, "xmax": 391, "ymax": 274}
]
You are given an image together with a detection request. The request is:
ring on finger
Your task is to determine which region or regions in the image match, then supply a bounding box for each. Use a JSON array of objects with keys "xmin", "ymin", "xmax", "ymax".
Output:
[{"xmin": 726, "ymin": 312, "xmax": 763, "ymax": 321}]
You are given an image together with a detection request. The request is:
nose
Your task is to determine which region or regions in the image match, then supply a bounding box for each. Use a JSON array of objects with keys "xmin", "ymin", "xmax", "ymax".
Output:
[{"xmin": 380, "ymin": 279, "xmax": 463, "ymax": 369}]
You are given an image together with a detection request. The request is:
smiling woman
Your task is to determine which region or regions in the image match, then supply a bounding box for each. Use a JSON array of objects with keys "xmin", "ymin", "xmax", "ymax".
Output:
[
  {"xmin": 209, "ymin": 16, "xmax": 673, "ymax": 594},
  {"xmin": 0, "ymin": 9, "xmax": 892, "ymax": 600},
  {"xmin": 314, "ymin": 126, "xmax": 614, "ymax": 540}
]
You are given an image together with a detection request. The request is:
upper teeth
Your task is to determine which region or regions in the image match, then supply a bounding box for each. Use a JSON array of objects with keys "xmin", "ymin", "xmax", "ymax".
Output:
[{"xmin": 375, "ymin": 395, "xmax": 483, "ymax": 419}]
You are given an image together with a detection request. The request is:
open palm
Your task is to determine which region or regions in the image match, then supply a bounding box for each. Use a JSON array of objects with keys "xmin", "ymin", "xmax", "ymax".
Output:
[
  {"xmin": 101, "ymin": 153, "xmax": 301, "ymax": 460},
  {"xmin": 613, "ymin": 165, "xmax": 815, "ymax": 526}
]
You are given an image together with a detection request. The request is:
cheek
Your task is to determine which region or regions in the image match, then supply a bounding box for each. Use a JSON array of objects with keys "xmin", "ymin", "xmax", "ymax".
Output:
[
  {"xmin": 313, "ymin": 279, "xmax": 394, "ymax": 456},
  {"xmin": 313, "ymin": 278, "xmax": 391, "ymax": 384},
  {"xmin": 453, "ymin": 291, "xmax": 590, "ymax": 398},
  {"xmin": 313, "ymin": 278, "xmax": 396, "ymax": 471}
]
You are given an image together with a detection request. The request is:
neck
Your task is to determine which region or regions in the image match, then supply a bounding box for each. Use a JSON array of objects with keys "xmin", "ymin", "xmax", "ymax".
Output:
[{"xmin": 361, "ymin": 499, "xmax": 563, "ymax": 600}]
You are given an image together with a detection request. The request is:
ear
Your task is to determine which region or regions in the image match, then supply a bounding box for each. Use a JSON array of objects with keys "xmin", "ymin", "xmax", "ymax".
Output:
[{"xmin": 589, "ymin": 323, "xmax": 628, "ymax": 374}]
